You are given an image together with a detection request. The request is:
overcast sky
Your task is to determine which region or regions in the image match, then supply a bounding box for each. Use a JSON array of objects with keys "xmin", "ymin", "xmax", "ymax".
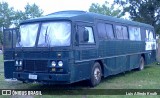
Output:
[{"xmin": 0, "ymin": 0, "xmax": 113, "ymax": 15}]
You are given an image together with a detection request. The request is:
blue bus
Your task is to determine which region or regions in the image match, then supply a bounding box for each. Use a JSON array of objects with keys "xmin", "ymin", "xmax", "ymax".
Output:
[{"xmin": 3, "ymin": 11, "xmax": 156, "ymax": 87}]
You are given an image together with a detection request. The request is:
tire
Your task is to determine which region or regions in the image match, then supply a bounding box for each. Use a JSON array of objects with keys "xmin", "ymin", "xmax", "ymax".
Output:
[
  {"xmin": 88, "ymin": 62, "xmax": 102, "ymax": 87},
  {"xmin": 139, "ymin": 56, "xmax": 144, "ymax": 71}
]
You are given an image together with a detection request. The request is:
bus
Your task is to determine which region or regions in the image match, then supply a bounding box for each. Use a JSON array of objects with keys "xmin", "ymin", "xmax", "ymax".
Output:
[{"xmin": 3, "ymin": 10, "xmax": 156, "ymax": 87}]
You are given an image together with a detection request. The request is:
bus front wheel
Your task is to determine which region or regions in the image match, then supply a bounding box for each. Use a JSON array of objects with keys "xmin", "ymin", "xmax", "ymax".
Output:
[
  {"xmin": 89, "ymin": 62, "xmax": 102, "ymax": 87},
  {"xmin": 139, "ymin": 56, "xmax": 144, "ymax": 71}
]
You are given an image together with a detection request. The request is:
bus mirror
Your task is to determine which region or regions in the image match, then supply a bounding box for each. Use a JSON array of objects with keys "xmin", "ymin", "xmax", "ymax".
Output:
[{"xmin": 83, "ymin": 29, "xmax": 89, "ymax": 42}]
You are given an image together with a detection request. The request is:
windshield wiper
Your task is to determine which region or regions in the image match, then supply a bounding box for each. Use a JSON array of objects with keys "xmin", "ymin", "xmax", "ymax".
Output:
[
  {"xmin": 45, "ymin": 27, "xmax": 50, "ymax": 47},
  {"xmin": 16, "ymin": 30, "xmax": 22, "ymax": 48}
]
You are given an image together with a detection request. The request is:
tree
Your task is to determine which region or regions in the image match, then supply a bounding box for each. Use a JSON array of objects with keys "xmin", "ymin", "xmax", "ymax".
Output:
[
  {"xmin": 14, "ymin": 11, "xmax": 26, "ymax": 26},
  {"xmin": 0, "ymin": 2, "xmax": 16, "ymax": 45},
  {"xmin": 114, "ymin": 0, "xmax": 160, "ymax": 34},
  {"xmin": 24, "ymin": 3, "xmax": 43, "ymax": 19},
  {"xmin": 89, "ymin": 1, "xmax": 124, "ymax": 18},
  {"xmin": 0, "ymin": 2, "xmax": 15, "ymax": 28},
  {"xmin": 0, "ymin": 2, "xmax": 44, "ymax": 45},
  {"xmin": 14, "ymin": 3, "xmax": 43, "ymax": 26}
]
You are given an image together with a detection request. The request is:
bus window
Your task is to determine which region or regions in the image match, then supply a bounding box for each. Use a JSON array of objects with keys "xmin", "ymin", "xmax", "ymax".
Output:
[
  {"xmin": 105, "ymin": 24, "xmax": 114, "ymax": 39},
  {"xmin": 97, "ymin": 23, "xmax": 114, "ymax": 39},
  {"xmin": 145, "ymin": 29, "xmax": 156, "ymax": 50},
  {"xmin": 122, "ymin": 26, "xmax": 128, "ymax": 39},
  {"xmin": 149, "ymin": 31, "xmax": 154, "ymax": 41},
  {"xmin": 85, "ymin": 27, "xmax": 95, "ymax": 43},
  {"xmin": 146, "ymin": 30, "xmax": 149, "ymax": 41},
  {"xmin": 18, "ymin": 24, "xmax": 39, "ymax": 47},
  {"xmin": 13, "ymin": 30, "xmax": 18, "ymax": 48},
  {"xmin": 4, "ymin": 30, "xmax": 12, "ymax": 48},
  {"xmin": 116, "ymin": 25, "xmax": 128, "ymax": 39},
  {"xmin": 145, "ymin": 30, "xmax": 155, "ymax": 41},
  {"xmin": 38, "ymin": 22, "xmax": 71, "ymax": 47},
  {"xmin": 78, "ymin": 26, "xmax": 95, "ymax": 44},
  {"xmin": 141, "ymin": 28, "xmax": 146, "ymax": 41},
  {"xmin": 129, "ymin": 26, "xmax": 141, "ymax": 41},
  {"xmin": 97, "ymin": 23, "xmax": 106, "ymax": 39}
]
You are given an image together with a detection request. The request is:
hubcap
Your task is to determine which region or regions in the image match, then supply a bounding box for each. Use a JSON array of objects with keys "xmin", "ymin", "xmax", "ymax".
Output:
[{"xmin": 94, "ymin": 67, "xmax": 101, "ymax": 81}]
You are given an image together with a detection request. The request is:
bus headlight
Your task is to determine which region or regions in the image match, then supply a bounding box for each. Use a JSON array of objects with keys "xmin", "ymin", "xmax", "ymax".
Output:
[
  {"xmin": 15, "ymin": 61, "xmax": 19, "ymax": 66},
  {"xmin": 15, "ymin": 60, "xmax": 23, "ymax": 71},
  {"xmin": 15, "ymin": 60, "xmax": 23, "ymax": 66},
  {"xmin": 58, "ymin": 61, "xmax": 63, "ymax": 67},
  {"xmin": 19, "ymin": 61, "xmax": 23, "ymax": 66},
  {"xmin": 51, "ymin": 61, "xmax": 56, "ymax": 67}
]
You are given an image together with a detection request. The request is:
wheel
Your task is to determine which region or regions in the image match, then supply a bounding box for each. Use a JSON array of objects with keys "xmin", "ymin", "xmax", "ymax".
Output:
[
  {"xmin": 139, "ymin": 56, "xmax": 144, "ymax": 71},
  {"xmin": 88, "ymin": 62, "xmax": 102, "ymax": 87}
]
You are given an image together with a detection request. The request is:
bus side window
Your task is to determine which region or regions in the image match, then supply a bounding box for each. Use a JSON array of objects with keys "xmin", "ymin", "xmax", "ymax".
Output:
[
  {"xmin": 85, "ymin": 27, "xmax": 95, "ymax": 43},
  {"xmin": 97, "ymin": 23, "xmax": 106, "ymax": 39},
  {"xmin": 146, "ymin": 30, "xmax": 149, "ymax": 41},
  {"xmin": 78, "ymin": 26, "xmax": 95, "ymax": 44},
  {"xmin": 122, "ymin": 26, "xmax": 128, "ymax": 39},
  {"xmin": 141, "ymin": 28, "xmax": 146, "ymax": 41},
  {"xmin": 149, "ymin": 30, "xmax": 154, "ymax": 41},
  {"xmin": 116, "ymin": 25, "xmax": 128, "ymax": 39},
  {"xmin": 145, "ymin": 29, "xmax": 154, "ymax": 41},
  {"xmin": 97, "ymin": 23, "xmax": 114, "ymax": 39},
  {"xmin": 105, "ymin": 24, "xmax": 114, "ymax": 39},
  {"xmin": 116, "ymin": 26, "xmax": 123, "ymax": 39},
  {"xmin": 13, "ymin": 30, "xmax": 18, "ymax": 48},
  {"xmin": 3, "ymin": 30, "xmax": 13, "ymax": 48},
  {"xmin": 77, "ymin": 26, "xmax": 85, "ymax": 43},
  {"xmin": 129, "ymin": 26, "xmax": 141, "ymax": 41},
  {"xmin": 146, "ymin": 30, "xmax": 155, "ymax": 41}
]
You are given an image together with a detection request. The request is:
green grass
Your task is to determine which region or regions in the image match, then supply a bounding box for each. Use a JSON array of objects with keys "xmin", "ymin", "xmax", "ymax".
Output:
[
  {"xmin": 97, "ymin": 64, "xmax": 160, "ymax": 89},
  {"xmin": 1, "ymin": 62, "xmax": 160, "ymax": 89},
  {"xmin": 0, "ymin": 54, "xmax": 3, "ymax": 73},
  {"xmin": 0, "ymin": 55, "xmax": 160, "ymax": 98}
]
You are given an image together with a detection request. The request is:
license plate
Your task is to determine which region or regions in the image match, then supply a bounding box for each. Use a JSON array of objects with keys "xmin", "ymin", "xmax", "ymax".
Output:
[{"xmin": 29, "ymin": 74, "xmax": 37, "ymax": 80}]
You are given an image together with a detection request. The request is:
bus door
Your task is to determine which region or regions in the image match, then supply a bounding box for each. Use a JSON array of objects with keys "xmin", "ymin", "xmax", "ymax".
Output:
[
  {"xmin": 3, "ymin": 28, "xmax": 19, "ymax": 79},
  {"xmin": 73, "ymin": 22, "xmax": 97, "ymax": 81}
]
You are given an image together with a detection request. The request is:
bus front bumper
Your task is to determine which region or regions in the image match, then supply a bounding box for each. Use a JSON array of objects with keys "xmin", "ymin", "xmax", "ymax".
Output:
[{"xmin": 13, "ymin": 72, "xmax": 70, "ymax": 84}]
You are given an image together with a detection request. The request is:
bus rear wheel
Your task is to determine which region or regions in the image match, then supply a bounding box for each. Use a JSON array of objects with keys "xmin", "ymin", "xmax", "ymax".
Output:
[
  {"xmin": 88, "ymin": 62, "xmax": 102, "ymax": 87},
  {"xmin": 139, "ymin": 56, "xmax": 144, "ymax": 71}
]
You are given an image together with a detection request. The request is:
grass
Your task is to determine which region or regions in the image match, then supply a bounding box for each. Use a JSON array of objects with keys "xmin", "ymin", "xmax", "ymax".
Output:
[
  {"xmin": 0, "ymin": 55, "xmax": 160, "ymax": 98},
  {"xmin": 0, "ymin": 54, "xmax": 3, "ymax": 73},
  {"xmin": 98, "ymin": 64, "xmax": 160, "ymax": 89}
]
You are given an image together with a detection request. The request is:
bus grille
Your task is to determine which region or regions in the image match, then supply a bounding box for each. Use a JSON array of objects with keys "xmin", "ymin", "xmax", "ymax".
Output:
[{"xmin": 23, "ymin": 60, "xmax": 48, "ymax": 72}]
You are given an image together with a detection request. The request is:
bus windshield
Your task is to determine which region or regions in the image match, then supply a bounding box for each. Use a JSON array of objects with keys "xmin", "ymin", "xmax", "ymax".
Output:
[
  {"xmin": 16, "ymin": 21, "xmax": 71, "ymax": 47},
  {"xmin": 38, "ymin": 22, "xmax": 71, "ymax": 47},
  {"xmin": 17, "ymin": 23, "xmax": 39, "ymax": 47}
]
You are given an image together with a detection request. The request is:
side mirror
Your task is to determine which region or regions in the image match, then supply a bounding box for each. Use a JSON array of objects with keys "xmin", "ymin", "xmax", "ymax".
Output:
[{"xmin": 83, "ymin": 29, "xmax": 89, "ymax": 42}]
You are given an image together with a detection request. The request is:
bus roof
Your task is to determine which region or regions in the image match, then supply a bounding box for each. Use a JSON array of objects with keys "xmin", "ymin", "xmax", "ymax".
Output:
[{"xmin": 21, "ymin": 10, "xmax": 153, "ymax": 29}]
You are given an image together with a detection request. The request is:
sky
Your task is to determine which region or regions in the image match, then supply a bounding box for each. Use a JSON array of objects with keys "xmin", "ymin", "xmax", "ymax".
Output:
[{"xmin": 0, "ymin": 0, "xmax": 113, "ymax": 15}]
